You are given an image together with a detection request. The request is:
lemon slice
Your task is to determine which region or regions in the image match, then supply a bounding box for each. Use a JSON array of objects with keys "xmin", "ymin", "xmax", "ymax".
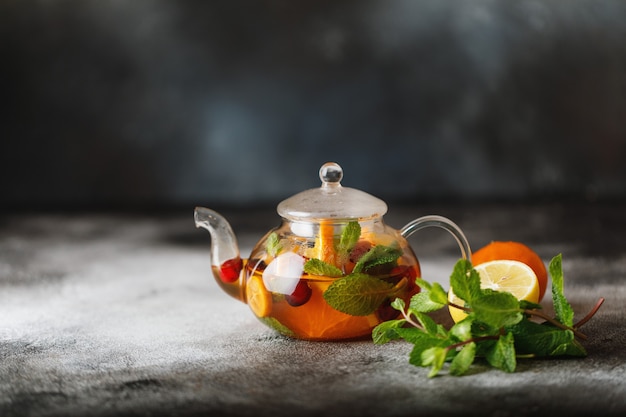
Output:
[
  {"xmin": 247, "ymin": 275, "xmax": 272, "ymax": 318},
  {"xmin": 448, "ymin": 260, "xmax": 540, "ymax": 323}
]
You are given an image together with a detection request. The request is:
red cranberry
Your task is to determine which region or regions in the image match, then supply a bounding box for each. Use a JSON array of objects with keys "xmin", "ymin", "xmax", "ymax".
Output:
[
  {"xmin": 220, "ymin": 258, "xmax": 243, "ymax": 283},
  {"xmin": 349, "ymin": 240, "xmax": 372, "ymax": 263},
  {"xmin": 376, "ymin": 299, "xmax": 400, "ymax": 321},
  {"xmin": 285, "ymin": 280, "xmax": 312, "ymax": 307}
]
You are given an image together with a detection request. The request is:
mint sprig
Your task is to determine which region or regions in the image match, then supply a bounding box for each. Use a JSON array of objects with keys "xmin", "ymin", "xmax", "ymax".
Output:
[
  {"xmin": 550, "ymin": 254, "xmax": 574, "ymax": 327},
  {"xmin": 353, "ymin": 244, "xmax": 401, "ymax": 273},
  {"xmin": 373, "ymin": 254, "xmax": 604, "ymax": 377},
  {"xmin": 301, "ymin": 220, "xmax": 407, "ymax": 316}
]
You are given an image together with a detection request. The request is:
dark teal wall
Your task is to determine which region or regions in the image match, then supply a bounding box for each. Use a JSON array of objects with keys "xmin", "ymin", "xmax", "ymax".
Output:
[{"xmin": 2, "ymin": 0, "xmax": 625, "ymax": 209}]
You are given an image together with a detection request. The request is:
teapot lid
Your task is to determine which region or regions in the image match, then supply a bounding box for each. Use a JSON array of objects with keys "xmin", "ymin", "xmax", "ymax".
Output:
[{"xmin": 277, "ymin": 162, "xmax": 388, "ymax": 221}]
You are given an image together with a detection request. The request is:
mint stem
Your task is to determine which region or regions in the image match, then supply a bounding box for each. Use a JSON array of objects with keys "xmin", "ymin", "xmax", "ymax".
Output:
[
  {"xmin": 448, "ymin": 301, "xmax": 471, "ymax": 312},
  {"xmin": 400, "ymin": 310, "xmax": 425, "ymax": 331},
  {"xmin": 524, "ymin": 309, "xmax": 587, "ymax": 340},
  {"xmin": 446, "ymin": 334, "xmax": 500, "ymax": 352},
  {"xmin": 574, "ymin": 297, "xmax": 605, "ymax": 328}
]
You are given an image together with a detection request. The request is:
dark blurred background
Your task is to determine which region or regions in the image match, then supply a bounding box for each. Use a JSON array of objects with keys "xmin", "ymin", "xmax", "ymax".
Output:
[{"xmin": 1, "ymin": 0, "xmax": 625, "ymax": 211}]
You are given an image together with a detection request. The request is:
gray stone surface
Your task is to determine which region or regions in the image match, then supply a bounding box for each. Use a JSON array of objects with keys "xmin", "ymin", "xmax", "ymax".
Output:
[{"xmin": 1, "ymin": 204, "xmax": 625, "ymax": 416}]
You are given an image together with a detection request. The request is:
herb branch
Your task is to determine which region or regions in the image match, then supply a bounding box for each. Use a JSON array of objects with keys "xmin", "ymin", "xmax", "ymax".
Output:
[
  {"xmin": 373, "ymin": 254, "xmax": 604, "ymax": 377},
  {"xmin": 303, "ymin": 221, "xmax": 406, "ymax": 316}
]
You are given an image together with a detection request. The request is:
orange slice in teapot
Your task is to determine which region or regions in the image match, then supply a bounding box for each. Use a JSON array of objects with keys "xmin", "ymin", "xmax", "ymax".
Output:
[
  {"xmin": 247, "ymin": 275, "xmax": 272, "ymax": 318},
  {"xmin": 314, "ymin": 220, "xmax": 337, "ymax": 266}
]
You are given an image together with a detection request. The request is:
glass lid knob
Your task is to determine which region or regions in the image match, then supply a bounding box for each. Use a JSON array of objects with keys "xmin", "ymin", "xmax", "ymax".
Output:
[{"xmin": 320, "ymin": 162, "xmax": 343, "ymax": 187}]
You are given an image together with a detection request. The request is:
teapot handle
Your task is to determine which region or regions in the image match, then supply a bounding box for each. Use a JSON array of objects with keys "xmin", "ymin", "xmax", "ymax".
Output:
[{"xmin": 400, "ymin": 215, "xmax": 472, "ymax": 262}]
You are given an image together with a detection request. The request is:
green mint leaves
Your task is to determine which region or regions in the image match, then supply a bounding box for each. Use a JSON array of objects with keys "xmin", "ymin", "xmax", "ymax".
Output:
[
  {"xmin": 322, "ymin": 273, "xmax": 396, "ymax": 316},
  {"xmin": 550, "ymin": 254, "xmax": 574, "ymax": 327},
  {"xmin": 303, "ymin": 258, "xmax": 343, "ymax": 278},
  {"xmin": 265, "ymin": 232, "xmax": 283, "ymax": 257},
  {"xmin": 302, "ymin": 221, "xmax": 404, "ymax": 316},
  {"xmin": 353, "ymin": 245, "xmax": 402, "ymax": 274},
  {"xmin": 336, "ymin": 220, "xmax": 360, "ymax": 264},
  {"xmin": 373, "ymin": 254, "xmax": 602, "ymax": 377}
]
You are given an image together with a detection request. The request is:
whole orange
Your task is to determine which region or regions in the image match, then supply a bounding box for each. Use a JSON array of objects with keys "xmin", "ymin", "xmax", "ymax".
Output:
[{"xmin": 471, "ymin": 241, "xmax": 548, "ymax": 302}]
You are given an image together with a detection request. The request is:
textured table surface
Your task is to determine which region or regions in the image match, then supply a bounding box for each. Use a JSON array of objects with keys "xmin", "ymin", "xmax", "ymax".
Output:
[{"xmin": 1, "ymin": 203, "xmax": 625, "ymax": 417}]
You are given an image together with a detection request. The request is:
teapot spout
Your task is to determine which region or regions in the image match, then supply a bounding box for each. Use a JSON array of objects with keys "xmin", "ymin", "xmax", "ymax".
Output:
[{"xmin": 194, "ymin": 207, "xmax": 245, "ymax": 302}]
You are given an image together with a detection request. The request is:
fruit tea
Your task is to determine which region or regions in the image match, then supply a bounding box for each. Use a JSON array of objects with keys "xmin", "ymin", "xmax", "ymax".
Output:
[
  {"xmin": 212, "ymin": 219, "xmax": 418, "ymax": 340},
  {"xmin": 243, "ymin": 259, "xmax": 419, "ymax": 340}
]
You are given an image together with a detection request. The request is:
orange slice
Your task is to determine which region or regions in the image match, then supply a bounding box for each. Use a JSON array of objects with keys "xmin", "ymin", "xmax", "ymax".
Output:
[
  {"xmin": 307, "ymin": 220, "xmax": 336, "ymax": 266},
  {"xmin": 448, "ymin": 260, "xmax": 540, "ymax": 323},
  {"xmin": 246, "ymin": 275, "xmax": 272, "ymax": 318}
]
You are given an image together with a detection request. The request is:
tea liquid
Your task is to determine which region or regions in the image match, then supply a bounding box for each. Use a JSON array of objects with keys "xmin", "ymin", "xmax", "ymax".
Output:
[{"xmin": 244, "ymin": 261, "xmax": 419, "ymax": 341}]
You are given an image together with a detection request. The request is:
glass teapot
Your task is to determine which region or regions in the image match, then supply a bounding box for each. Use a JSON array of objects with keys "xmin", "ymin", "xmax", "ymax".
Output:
[{"xmin": 194, "ymin": 162, "xmax": 471, "ymax": 341}]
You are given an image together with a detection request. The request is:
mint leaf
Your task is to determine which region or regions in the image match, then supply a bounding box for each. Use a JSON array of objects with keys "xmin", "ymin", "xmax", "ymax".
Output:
[
  {"xmin": 372, "ymin": 319, "xmax": 405, "ymax": 344},
  {"xmin": 508, "ymin": 319, "xmax": 586, "ymax": 357},
  {"xmin": 409, "ymin": 291, "xmax": 445, "ymax": 313},
  {"xmin": 413, "ymin": 280, "xmax": 450, "ymax": 311},
  {"xmin": 391, "ymin": 297, "xmax": 406, "ymax": 311},
  {"xmin": 553, "ymin": 336, "xmax": 587, "ymax": 356},
  {"xmin": 449, "ymin": 342, "xmax": 476, "ymax": 376},
  {"xmin": 413, "ymin": 311, "xmax": 443, "ymax": 336},
  {"xmin": 421, "ymin": 347, "xmax": 448, "ymax": 378},
  {"xmin": 353, "ymin": 244, "xmax": 402, "ymax": 273},
  {"xmin": 470, "ymin": 320, "xmax": 497, "ymax": 338},
  {"xmin": 323, "ymin": 273, "xmax": 395, "ymax": 316},
  {"xmin": 265, "ymin": 232, "xmax": 282, "ymax": 257},
  {"xmin": 398, "ymin": 327, "xmax": 454, "ymax": 377},
  {"xmin": 430, "ymin": 282, "xmax": 450, "ymax": 305},
  {"xmin": 337, "ymin": 221, "xmax": 360, "ymax": 257},
  {"xmin": 550, "ymin": 254, "xmax": 574, "ymax": 327},
  {"xmin": 259, "ymin": 316, "xmax": 295, "ymax": 337},
  {"xmin": 485, "ymin": 332, "xmax": 516, "ymax": 373},
  {"xmin": 415, "ymin": 278, "xmax": 432, "ymax": 291},
  {"xmin": 396, "ymin": 326, "xmax": 442, "ymax": 346},
  {"xmin": 472, "ymin": 290, "xmax": 523, "ymax": 328},
  {"xmin": 449, "ymin": 318, "xmax": 473, "ymax": 341},
  {"xmin": 449, "ymin": 259, "xmax": 481, "ymax": 303},
  {"xmin": 304, "ymin": 258, "xmax": 343, "ymax": 278}
]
